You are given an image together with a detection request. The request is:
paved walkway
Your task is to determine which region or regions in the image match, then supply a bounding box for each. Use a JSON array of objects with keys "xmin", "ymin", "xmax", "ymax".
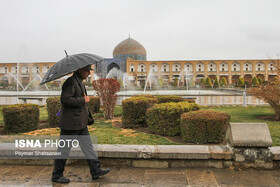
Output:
[{"xmin": 0, "ymin": 165, "xmax": 279, "ymax": 186}]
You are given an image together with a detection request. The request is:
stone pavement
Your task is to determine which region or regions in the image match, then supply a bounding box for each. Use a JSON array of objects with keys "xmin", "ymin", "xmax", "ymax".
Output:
[{"xmin": 0, "ymin": 165, "xmax": 280, "ymax": 186}]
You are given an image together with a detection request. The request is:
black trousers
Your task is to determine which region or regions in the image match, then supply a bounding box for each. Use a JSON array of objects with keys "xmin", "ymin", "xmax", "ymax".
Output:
[{"xmin": 52, "ymin": 126, "xmax": 100, "ymax": 179}]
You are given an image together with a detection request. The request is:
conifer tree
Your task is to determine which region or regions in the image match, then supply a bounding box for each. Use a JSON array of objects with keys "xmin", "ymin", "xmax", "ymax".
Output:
[
  {"xmin": 257, "ymin": 77, "xmax": 263, "ymax": 85},
  {"xmin": 214, "ymin": 77, "xmax": 219, "ymax": 88},
  {"xmin": 237, "ymin": 77, "xmax": 245, "ymax": 87},
  {"xmin": 252, "ymin": 76, "xmax": 259, "ymax": 86},
  {"xmin": 204, "ymin": 77, "xmax": 212, "ymax": 88},
  {"xmin": 220, "ymin": 77, "xmax": 228, "ymax": 87}
]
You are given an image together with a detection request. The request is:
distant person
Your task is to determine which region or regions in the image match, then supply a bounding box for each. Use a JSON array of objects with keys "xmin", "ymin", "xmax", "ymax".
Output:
[{"xmin": 52, "ymin": 65, "xmax": 110, "ymax": 183}]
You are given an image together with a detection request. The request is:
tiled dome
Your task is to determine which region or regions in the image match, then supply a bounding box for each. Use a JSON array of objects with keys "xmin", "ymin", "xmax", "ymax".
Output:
[{"xmin": 113, "ymin": 37, "xmax": 147, "ymax": 60}]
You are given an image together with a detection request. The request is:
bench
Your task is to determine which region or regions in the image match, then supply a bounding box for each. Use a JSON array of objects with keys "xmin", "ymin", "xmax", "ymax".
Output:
[{"xmin": 18, "ymin": 97, "xmax": 45, "ymax": 105}]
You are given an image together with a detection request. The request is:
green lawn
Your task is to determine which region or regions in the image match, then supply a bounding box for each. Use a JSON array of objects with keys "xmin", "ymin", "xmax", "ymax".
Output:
[
  {"xmin": 201, "ymin": 105, "xmax": 280, "ymax": 146},
  {"xmin": 1, "ymin": 105, "xmax": 280, "ymax": 146}
]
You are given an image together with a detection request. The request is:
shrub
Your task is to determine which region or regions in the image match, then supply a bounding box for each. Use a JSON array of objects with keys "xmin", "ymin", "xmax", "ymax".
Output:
[
  {"xmin": 250, "ymin": 73, "xmax": 280, "ymax": 120},
  {"xmin": 220, "ymin": 77, "xmax": 228, "ymax": 87},
  {"xmin": 155, "ymin": 95, "xmax": 184, "ymax": 104},
  {"xmin": 257, "ymin": 77, "xmax": 263, "ymax": 84},
  {"xmin": 183, "ymin": 98, "xmax": 196, "ymax": 103},
  {"xmin": 146, "ymin": 102, "xmax": 200, "ymax": 136},
  {"xmin": 122, "ymin": 96, "xmax": 158, "ymax": 128},
  {"xmin": 46, "ymin": 97, "xmax": 61, "ymax": 127},
  {"xmin": 213, "ymin": 77, "xmax": 219, "ymax": 88},
  {"xmin": 200, "ymin": 78, "xmax": 205, "ymax": 88},
  {"xmin": 2, "ymin": 104, "xmax": 39, "ymax": 133},
  {"xmin": 132, "ymin": 94, "xmax": 155, "ymax": 98},
  {"xmin": 252, "ymin": 76, "xmax": 259, "ymax": 86},
  {"xmin": 181, "ymin": 111, "xmax": 230, "ymax": 144},
  {"xmin": 92, "ymin": 78, "xmax": 120, "ymax": 119},
  {"xmin": 204, "ymin": 77, "xmax": 212, "ymax": 88},
  {"xmin": 88, "ymin": 96, "xmax": 100, "ymax": 114},
  {"xmin": 238, "ymin": 77, "xmax": 245, "ymax": 87}
]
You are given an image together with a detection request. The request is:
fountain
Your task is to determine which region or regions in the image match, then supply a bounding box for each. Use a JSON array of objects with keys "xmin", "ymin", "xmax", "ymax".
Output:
[
  {"xmin": 178, "ymin": 68, "xmax": 193, "ymax": 90},
  {"xmin": 106, "ymin": 67, "xmax": 123, "ymax": 80},
  {"xmin": 23, "ymin": 74, "xmax": 49, "ymax": 92},
  {"xmin": 143, "ymin": 70, "xmax": 158, "ymax": 93},
  {"xmin": 0, "ymin": 73, "xmax": 25, "ymax": 90},
  {"xmin": 93, "ymin": 74, "xmax": 100, "ymax": 81},
  {"xmin": 122, "ymin": 73, "xmax": 130, "ymax": 89}
]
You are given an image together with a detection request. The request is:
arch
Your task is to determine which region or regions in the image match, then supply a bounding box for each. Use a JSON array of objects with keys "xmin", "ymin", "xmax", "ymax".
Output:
[
  {"xmin": 220, "ymin": 75, "xmax": 229, "ymax": 83},
  {"xmin": 161, "ymin": 63, "xmax": 169, "ymax": 72},
  {"xmin": 244, "ymin": 74, "xmax": 252, "ymax": 82},
  {"xmin": 268, "ymin": 75, "xmax": 277, "ymax": 82},
  {"xmin": 184, "ymin": 63, "xmax": 193, "ymax": 72},
  {"xmin": 0, "ymin": 65, "xmax": 8, "ymax": 74},
  {"xmin": 256, "ymin": 61, "xmax": 265, "ymax": 71},
  {"xmin": 196, "ymin": 74, "xmax": 205, "ymax": 80},
  {"xmin": 0, "ymin": 75, "xmax": 8, "ymax": 87},
  {"xmin": 42, "ymin": 65, "xmax": 50, "ymax": 73},
  {"xmin": 11, "ymin": 65, "xmax": 18, "ymax": 74},
  {"xmin": 244, "ymin": 61, "xmax": 252, "ymax": 72},
  {"xmin": 232, "ymin": 61, "xmax": 241, "ymax": 72},
  {"xmin": 137, "ymin": 63, "xmax": 146, "ymax": 72},
  {"xmin": 172, "ymin": 63, "xmax": 181, "ymax": 72},
  {"xmin": 220, "ymin": 62, "xmax": 229, "ymax": 72},
  {"xmin": 196, "ymin": 62, "xmax": 205, "ymax": 72},
  {"xmin": 32, "ymin": 64, "xmax": 40, "ymax": 74},
  {"xmin": 232, "ymin": 75, "xmax": 240, "ymax": 84},
  {"xmin": 21, "ymin": 65, "xmax": 29, "ymax": 74},
  {"xmin": 268, "ymin": 61, "xmax": 276, "ymax": 71},
  {"xmin": 150, "ymin": 63, "xmax": 158, "ymax": 72},
  {"xmin": 208, "ymin": 62, "xmax": 216, "ymax": 72},
  {"xmin": 129, "ymin": 64, "xmax": 135, "ymax": 72},
  {"xmin": 208, "ymin": 75, "xmax": 216, "ymax": 82},
  {"xmin": 256, "ymin": 74, "xmax": 265, "ymax": 81},
  {"xmin": 107, "ymin": 63, "xmax": 120, "ymax": 74}
]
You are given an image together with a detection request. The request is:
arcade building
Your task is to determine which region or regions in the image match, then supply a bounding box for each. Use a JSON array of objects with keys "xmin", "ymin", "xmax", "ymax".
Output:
[{"xmin": 0, "ymin": 37, "xmax": 278, "ymax": 87}]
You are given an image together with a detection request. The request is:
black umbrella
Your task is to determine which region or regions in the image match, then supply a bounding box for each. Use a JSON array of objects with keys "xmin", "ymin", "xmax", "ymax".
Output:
[{"xmin": 40, "ymin": 52, "xmax": 103, "ymax": 84}]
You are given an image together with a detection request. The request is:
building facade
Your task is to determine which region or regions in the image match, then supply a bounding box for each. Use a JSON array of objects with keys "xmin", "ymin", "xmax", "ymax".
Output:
[
  {"xmin": 0, "ymin": 37, "xmax": 278, "ymax": 87},
  {"xmin": 126, "ymin": 59, "xmax": 278, "ymax": 85}
]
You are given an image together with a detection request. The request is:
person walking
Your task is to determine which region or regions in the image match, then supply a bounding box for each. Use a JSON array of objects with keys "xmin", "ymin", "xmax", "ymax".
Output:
[{"xmin": 52, "ymin": 65, "xmax": 110, "ymax": 183}]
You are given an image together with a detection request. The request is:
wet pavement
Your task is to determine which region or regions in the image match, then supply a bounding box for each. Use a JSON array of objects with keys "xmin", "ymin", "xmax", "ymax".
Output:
[{"xmin": 0, "ymin": 165, "xmax": 279, "ymax": 186}]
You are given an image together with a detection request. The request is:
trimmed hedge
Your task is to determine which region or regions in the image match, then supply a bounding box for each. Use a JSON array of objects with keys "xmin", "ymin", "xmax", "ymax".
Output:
[
  {"xmin": 88, "ymin": 96, "xmax": 100, "ymax": 114},
  {"xmin": 181, "ymin": 111, "xmax": 230, "ymax": 144},
  {"xmin": 155, "ymin": 95, "xmax": 184, "ymax": 104},
  {"xmin": 146, "ymin": 102, "xmax": 200, "ymax": 136},
  {"xmin": 46, "ymin": 97, "xmax": 61, "ymax": 127},
  {"xmin": 2, "ymin": 104, "xmax": 39, "ymax": 133},
  {"xmin": 122, "ymin": 96, "xmax": 158, "ymax": 128},
  {"xmin": 183, "ymin": 98, "xmax": 196, "ymax": 103}
]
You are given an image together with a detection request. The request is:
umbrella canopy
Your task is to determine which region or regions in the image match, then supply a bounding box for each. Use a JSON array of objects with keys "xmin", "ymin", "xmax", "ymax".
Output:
[{"xmin": 40, "ymin": 53, "xmax": 103, "ymax": 84}]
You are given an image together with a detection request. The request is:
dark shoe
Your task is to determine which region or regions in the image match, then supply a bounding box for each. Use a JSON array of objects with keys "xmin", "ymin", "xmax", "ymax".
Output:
[
  {"xmin": 52, "ymin": 176, "xmax": 70, "ymax": 183},
  {"xmin": 92, "ymin": 168, "xmax": 111, "ymax": 180}
]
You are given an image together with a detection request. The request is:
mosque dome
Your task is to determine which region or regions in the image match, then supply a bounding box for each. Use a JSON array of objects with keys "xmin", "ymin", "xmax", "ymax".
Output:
[{"xmin": 113, "ymin": 37, "xmax": 147, "ymax": 60}]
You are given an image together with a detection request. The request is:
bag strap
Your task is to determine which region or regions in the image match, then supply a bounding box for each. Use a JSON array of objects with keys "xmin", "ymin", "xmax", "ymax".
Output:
[{"xmin": 74, "ymin": 73, "xmax": 87, "ymax": 96}]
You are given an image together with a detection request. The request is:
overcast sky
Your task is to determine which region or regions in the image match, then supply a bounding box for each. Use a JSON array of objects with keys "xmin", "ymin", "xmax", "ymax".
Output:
[{"xmin": 0, "ymin": 0, "xmax": 280, "ymax": 63}]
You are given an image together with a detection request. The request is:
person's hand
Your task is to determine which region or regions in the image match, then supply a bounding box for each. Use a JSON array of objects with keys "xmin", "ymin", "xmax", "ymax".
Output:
[
  {"xmin": 83, "ymin": 93, "xmax": 90, "ymax": 103},
  {"xmin": 84, "ymin": 95, "xmax": 89, "ymax": 103}
]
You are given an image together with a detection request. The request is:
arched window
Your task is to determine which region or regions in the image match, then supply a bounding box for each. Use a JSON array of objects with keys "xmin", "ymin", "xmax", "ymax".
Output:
[
  {"xmin": 149, "ymin": 63, "xmax": 158, "ymax": 72},
  {"xmin": 137, "ymin": 63, "xmax": 146, "ymax": 72},
  {"xmin": 220, "ymin": 62, "xmax": 228, "ymax": 72},
  {"xmin": 172, "ymin": 63, "xmax": 181, "ymax": 72},
  {"xmin": 161, "ymin": 63, "xmax": 169, "ymax": 72},
  {"xmin": 184, "ymin": 63, "xmax": 193, "ymax": 72},
  {"xmin": 129, "ymin": 64, "xmax": 135, "ymax": 72},
  {"xmin": 232, "ymin": 62, "xmax": 240, "ymax": 72}
]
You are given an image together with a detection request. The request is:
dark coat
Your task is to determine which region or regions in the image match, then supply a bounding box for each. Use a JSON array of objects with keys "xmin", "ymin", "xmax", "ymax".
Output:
[{"xmin": 59, "ymin": 74, "xmax": 88, "ymax": 130}]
